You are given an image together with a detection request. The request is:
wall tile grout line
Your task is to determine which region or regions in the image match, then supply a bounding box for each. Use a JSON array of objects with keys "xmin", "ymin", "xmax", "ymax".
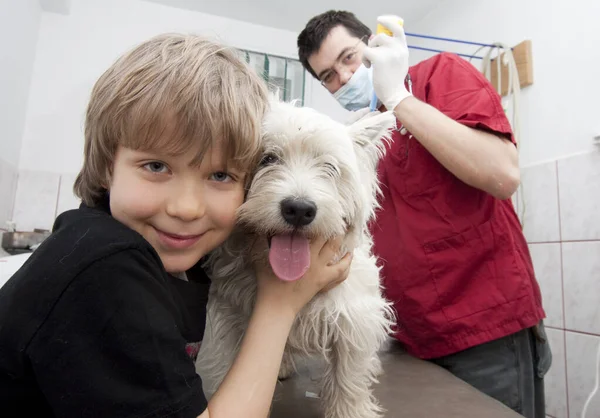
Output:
[
  {"xmin": 10, "ymin": 171, "xmax": 20, "ymax": 225},
  {"xmin": 527, "ymin": 239, "xmax": 600, "ymax": 245},
  {"xmin": 53, "ymin": 176, "xmax": 62, "ymax": 221},
  {"xmin": 555, "ymin": 160, "xmax": 570, "ymax": 418},
  {"xmin": 546, "ymin": 326, "xmax": 600, "ymax": 339}
]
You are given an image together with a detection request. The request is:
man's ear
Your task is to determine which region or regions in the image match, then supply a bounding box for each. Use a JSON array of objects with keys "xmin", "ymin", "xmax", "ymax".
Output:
[{"xmin": 348, "ymin": 110, "xmax": 396, "ymax": 165}]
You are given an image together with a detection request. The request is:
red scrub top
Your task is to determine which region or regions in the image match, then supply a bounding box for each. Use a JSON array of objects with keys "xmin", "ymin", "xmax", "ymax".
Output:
[{"xmin": 371, "ymin": 52, "xmax": 545, "ymax": 359}]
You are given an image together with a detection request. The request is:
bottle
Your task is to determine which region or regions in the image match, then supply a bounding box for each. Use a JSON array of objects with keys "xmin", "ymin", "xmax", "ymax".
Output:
[{"xmin": 369, "ymin": 17, "xmax": 405, "ymax": 111}]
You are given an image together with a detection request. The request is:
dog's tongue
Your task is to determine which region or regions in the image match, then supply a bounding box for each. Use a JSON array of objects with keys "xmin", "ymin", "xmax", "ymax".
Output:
[{"xmin": 269, "ymin": 234, "xmax": 310, "ymax": 281}]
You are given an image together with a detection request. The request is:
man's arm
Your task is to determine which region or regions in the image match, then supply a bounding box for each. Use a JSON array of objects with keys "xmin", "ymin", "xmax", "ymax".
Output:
[
  {"xmin": 394, "ymin": 96, "xmax": 520, "ymax": 199},
  {"xmin": 363, "ymin": 15, "xmax": 520, "ymax": 200}
]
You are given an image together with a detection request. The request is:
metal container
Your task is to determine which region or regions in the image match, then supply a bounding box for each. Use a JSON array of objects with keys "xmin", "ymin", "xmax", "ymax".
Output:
[{"xmin": 1, "ymin": 231, "xmax": 51, "ymax": 255}]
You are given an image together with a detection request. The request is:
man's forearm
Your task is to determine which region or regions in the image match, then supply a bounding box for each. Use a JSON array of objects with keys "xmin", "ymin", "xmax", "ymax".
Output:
[{"xmin": 394, "ymin": 96, "xmax": 520, "ymax": 199}]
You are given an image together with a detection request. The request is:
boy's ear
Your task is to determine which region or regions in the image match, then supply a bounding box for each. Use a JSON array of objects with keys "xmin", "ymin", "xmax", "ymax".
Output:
[
  {"xmin": 348, "ymin": 110, "xmax": 396, "ymax": 165},
  {"xmin": 101, "ymin": 166, "xmax": 113, "ymax": 189}
]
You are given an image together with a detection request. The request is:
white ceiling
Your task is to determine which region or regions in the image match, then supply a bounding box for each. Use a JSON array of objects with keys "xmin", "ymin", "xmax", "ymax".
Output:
[
  {"xmin": 143, "ymin": 0, "xmax": 446, "ymax": 33},
  {"xmin": 38, "ymin": 0, "xmax": 71, "ymax": 15}
]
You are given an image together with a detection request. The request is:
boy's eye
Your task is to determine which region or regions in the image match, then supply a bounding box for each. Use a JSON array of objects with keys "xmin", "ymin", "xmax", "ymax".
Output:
[
  {"xmin": 344, "ymin": 52, "xmax": 355, "ymax": 63},
  {"xmin": 144, "ymin": 162, "xmax": 168, "ymax": 173},
  {"xmin": 211, "ymin": 172, "xmax": 232, "ymax": 182}
]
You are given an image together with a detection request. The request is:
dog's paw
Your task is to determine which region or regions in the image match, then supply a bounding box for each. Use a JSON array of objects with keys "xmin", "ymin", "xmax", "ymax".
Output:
[
  {"xmin": 324, "ymin": 398, "xmax": 384, "ymax": 418},
  {"xmin": 277, "ymin": 358, "xmax": 295, "ymax": 380},
  {"xmin": 277, "ymin": 366, "xmax": 294, "ymax": 380},
  {"xmin": 372, "ymin": 356, "xmax": 384, "ymax": 377}
]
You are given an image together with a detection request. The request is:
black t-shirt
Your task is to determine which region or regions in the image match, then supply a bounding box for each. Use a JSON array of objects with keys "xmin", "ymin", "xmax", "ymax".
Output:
[{"xmin": 0, "ymin": 199, "xmax": 210, "ymax": 417}]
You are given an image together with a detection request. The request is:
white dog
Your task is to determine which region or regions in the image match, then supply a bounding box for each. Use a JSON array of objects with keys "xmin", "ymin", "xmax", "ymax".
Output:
[{"xmin": 196, "ymin": 99, "xmax": 397, "ymax": 418}]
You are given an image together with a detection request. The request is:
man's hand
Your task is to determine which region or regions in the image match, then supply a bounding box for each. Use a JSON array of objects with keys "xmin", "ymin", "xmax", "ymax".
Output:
[{"xmin": 362, "ymin": 15, "xmax": 412, "ymax": 111}]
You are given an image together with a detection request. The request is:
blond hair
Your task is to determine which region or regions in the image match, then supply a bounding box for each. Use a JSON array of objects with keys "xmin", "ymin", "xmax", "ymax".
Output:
[{"xmin": 74, "ymin": 33, "xmax": 269, "ymax": 206}]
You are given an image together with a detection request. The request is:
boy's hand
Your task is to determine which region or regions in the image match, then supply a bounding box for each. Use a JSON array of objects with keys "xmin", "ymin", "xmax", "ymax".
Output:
[{"xmin": 254, "ymin": 236, "xmax": 352, "ymax": 317}]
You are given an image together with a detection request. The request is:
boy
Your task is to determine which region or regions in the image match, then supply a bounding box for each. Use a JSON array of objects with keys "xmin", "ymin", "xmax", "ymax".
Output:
[
  {"xmin": 297, "ymin": 11, "xmax": 551, "ymax": 418},
  {"xmin": 0, "ymin": 33, "xmax": 350, "ymax": 418}
]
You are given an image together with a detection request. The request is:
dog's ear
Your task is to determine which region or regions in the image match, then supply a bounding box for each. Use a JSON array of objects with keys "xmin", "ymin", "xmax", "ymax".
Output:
[
  {"xmin": 268, "ymin": 89, "xmax": 282, "ymax": 104},
  {"xmin": 347, "ymin": 110, "xmax": 396, "ymax": 164}
]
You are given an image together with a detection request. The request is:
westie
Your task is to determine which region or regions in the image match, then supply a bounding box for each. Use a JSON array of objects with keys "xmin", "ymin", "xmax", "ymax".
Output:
[{"xmin": 197, "ymin": 99, "xmax": 397, "ymax": 418}]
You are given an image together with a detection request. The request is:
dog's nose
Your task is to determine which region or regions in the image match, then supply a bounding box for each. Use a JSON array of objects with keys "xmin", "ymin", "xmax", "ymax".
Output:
[{"xmin": 280, "ymin": 198, "xmax": 317, "ymax": 227}]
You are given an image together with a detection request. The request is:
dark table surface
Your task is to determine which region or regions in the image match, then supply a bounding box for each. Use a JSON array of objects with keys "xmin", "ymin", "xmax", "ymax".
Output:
[{"xmin": 270, "ymin": 340, "xmax": 523, "ymax": 417}]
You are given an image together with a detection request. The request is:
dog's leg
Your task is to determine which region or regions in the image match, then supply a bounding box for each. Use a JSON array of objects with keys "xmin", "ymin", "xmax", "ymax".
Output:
[
  {"xmin": 319, "ymin": 324, "xmax": 386, "ymax": 418},
  {"xmin": 196, "ymin": 299, "xmax": 246, "ymax": 398}
]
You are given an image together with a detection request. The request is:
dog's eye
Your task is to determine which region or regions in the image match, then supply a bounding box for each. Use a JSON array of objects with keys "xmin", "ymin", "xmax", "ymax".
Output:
[
  {"xmin": 260, "ymin": 153, "xmax": 279, "ymax": 166},
  {"xmin": 324, "ymin": 163, "xmax": 339, "ymax": 176}
]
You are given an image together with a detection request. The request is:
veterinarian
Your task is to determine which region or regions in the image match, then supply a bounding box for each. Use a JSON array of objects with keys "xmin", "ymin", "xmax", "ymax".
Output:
[
  {"xmin": 298, "ymin": 10, "xmax": 551, "ymax": 418},
  {"xmin": 0, "ymin": 34, "xmax": 351, "ymax": 418}
]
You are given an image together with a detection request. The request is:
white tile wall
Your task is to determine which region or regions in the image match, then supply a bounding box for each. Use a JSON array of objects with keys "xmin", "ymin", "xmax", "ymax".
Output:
[
  {"xmin": 545, "ymin": 328, "xmax": 568, "ymax": 418},
  {"xmin": 529, "ymin": 243, "xmax": 563, "ymax": 328},
  {"xmin": 562, "ymin": 241, "xmax": 600, "ymax": 336},
  {"xmin": 566, "ymin": 332, "xmax": 600, "ymax": 418},
  {"xmin": 520, "ymin": 161, "xmax": 561, "ymax": 243},
  {"xmin": 9, "ymin": 171, "xmax": 81, "ymax": 232},
  {"xmin": 558, "ymin": 151, "xmax": 600, "ymax": 241},
  {"xmin": 56, "ymin": 173, "xmax": 80, "ymax": 217},
  {"xmin": 0, "ymin": 158, "xmax": 18, "ymax": 228},
  {"xmin": 12, "ymin": 170, "xmax": 60, "ymax": 231},
  {"xmin": 521, "ymin": 151, "xmax": 600, "ymax": 418}
]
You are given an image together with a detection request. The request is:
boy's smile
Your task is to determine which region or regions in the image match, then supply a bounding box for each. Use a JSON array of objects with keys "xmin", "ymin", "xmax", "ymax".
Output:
[
  {"xmin": 153, "ymin": 228, "xmax": 204, "ymax": 250},
  {"xmin": 108, "ymin": 144, "xmax": 246, "ymax": 273}
]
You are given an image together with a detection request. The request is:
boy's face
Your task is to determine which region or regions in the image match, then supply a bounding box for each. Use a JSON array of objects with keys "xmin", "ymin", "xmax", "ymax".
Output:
[{"xmin": 109, "ymin": 144, "xmax": 246, "ymax": 273}]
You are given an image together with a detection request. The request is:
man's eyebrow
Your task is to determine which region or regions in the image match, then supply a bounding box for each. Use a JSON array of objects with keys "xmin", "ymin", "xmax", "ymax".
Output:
[{"xmin": 317, "ymin": 46, "xmax": 353, "ymax": 80}]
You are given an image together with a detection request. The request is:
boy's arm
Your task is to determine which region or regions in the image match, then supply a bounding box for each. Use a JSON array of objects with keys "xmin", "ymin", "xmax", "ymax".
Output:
[
  {"xmin": 199, "ymin": 237, "xmax": 351, "ymax": 418},
  {"xmin": 198, "ymin": 296, "xmax": 295, "ymax": 418},
  {"xmin": 364, "ymin": 17, "xmax": 519, "ymax": 200}
]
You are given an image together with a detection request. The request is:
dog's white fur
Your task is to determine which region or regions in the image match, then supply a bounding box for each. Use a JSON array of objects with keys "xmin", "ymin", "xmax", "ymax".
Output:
[{"xmin": 196, "ymin": 98, "xmax": 397, "ymax": 418}]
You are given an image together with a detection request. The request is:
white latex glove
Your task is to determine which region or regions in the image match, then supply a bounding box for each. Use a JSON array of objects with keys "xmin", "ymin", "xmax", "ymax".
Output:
[
  {"xmin": 362, "ymin": 15, "xmax": 412, "ymax": 111},
  {"xmin": 343, "ymin": 107, "xmax": 380, "ymax": 125}
]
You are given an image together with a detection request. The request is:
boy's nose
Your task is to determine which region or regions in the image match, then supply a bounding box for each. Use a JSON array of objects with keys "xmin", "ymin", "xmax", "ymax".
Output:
[{"xmin": 166, "ymin": 189, "xmax": 206, "ymax": 222}]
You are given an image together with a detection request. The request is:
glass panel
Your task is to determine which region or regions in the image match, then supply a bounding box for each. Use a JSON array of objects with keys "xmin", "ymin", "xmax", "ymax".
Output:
[
  {"xmin": 265, "ymin": 56, "xmax": 287, "ymax": 100},
  {"xmin": 246, "ymin": 51, "xmax": 268, "ymax": 82},
  {"xmin": 237, "ymin": 49, "xmax": 306, "ymax": 105},
  {"xmin": 285, "ymin": 60, "xmax": 306, "ymax": 105}
]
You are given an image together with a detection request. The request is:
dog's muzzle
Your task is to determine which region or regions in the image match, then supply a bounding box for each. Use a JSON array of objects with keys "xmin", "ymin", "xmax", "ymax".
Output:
[{"xmin": 280, "ymin": 198, "xmax": 317, "ymax": 227}]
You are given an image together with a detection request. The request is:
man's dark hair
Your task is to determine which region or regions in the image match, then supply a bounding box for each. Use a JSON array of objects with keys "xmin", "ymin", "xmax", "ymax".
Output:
[{"xmin": 297, "ymin": 10, "xmax": 371, "ymax": 80}]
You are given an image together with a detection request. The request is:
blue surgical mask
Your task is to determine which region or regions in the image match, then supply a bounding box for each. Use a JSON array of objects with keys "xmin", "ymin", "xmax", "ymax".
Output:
[{"xmin": 333, "ymin": 64, "xmax": 375, "ymax": 111}]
